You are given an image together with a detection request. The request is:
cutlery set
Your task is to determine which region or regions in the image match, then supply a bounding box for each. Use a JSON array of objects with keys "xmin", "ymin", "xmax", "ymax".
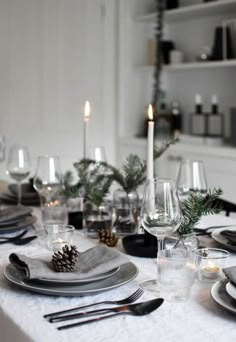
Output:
[
  {"xmin": 0, "ymin": 230, "xmax": 37, "ymax": 245},
  {"xmin": 44, "ymin": 288, "xmax": 164, "ymax": 330},
  {"xmin": 194, "ymin": 224, "xmax": 236, "ymax": 236}
]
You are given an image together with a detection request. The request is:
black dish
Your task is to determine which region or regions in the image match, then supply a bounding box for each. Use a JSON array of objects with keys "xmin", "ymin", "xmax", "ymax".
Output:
[{"xmin": 122, "ymin": 234, "xmax": 157, "ymax": 258}]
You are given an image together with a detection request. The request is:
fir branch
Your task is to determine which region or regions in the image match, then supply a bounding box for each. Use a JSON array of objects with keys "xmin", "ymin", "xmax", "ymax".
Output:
[
  {"xmin": 178, "ymin": 188, "xmax": 223, "ymax": 235},
  {"xmin": 154, "ymin": 138, "xmax": 178, "ymax": 159},
  {"xmin": 152, "ymin": 0, "xmax": 165, "ymax": 111},
  {"xmin": 73, "ymin": 158, "xmax": 113, "ymax": 207}
]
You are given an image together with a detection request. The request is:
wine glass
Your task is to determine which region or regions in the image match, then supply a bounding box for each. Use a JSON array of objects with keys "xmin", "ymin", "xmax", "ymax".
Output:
[
  {"xmin": 140, "ymin": 178, "xmax": 182, "ymax": 292},
  {"xmin": 6, "ymin": 144, "xmax": 31, "ymax": 206},
  {"xmin": 176, "ymin": 160, "xmax": 207, "ymax": 202},
  {"xmin": 33, "ymin": 156, "xmax": 63, "ymax": 202}
]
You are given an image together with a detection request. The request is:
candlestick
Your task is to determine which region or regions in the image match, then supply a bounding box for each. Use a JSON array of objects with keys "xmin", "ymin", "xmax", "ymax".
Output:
[
  {"xmin": 147, "ymin": 104, "xmax": 154, "ymax": 180},
  {"xmin": 83, "ymin": 101, "xmax": 90, "ymax": 159}
]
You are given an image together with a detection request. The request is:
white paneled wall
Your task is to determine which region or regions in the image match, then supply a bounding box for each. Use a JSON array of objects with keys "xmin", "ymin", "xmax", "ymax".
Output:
[{"xmin": 0, "ymin": 0, "xmax": 117, "ymax": 180}]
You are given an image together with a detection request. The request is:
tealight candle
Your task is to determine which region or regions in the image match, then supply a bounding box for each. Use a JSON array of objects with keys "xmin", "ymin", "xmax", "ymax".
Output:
[
  {"xmin": 194, "ymin": 248, "xmax": 229, "ymax": 282},
  {"xmin": 201, "ymin": 261, "xmax": 220, "ymax": 279},
  {"xmin": 52, "ymin": 237, "xmax": 67, "ymax": 251}
]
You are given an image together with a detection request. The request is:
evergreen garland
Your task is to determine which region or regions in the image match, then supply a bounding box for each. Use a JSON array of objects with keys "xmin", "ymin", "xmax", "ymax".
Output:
[
  {"xmin": 178, "ymin": 188, "xmax": 223, "ymax": 235},
  {"xmin": 152, "ymin": 0, "xmax": 165, "ymax": 112}
]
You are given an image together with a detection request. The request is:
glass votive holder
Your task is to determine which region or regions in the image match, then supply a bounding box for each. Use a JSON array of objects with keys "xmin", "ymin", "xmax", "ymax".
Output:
[
  {"xmin": 157, "ymin": 248, "xmax": 196, "ymax": 302},
  {"xmin": 194, "ymin": 248, "xmax": 230, "ymax": 282},
  {"xmin": 44, "ymin": 224, "xmax": 75, "ymax": 251}
]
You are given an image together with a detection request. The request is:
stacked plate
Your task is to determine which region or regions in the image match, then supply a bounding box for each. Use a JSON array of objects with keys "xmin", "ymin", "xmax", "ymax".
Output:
[
  {"xmin": 212, "ymin": 227, "xmax": 236, "ymax": 252},
  {"xmin": 0, "ymin": 183, "xmax": 40, "ymax": 206},
  {"xmin": 4, "ymin": 254, "xmax": 139, "ymax": 296},
  {"xmin": 0, "ymin": 206, "xmax": 37, "ymax": 234},
  {"xmin": 211, "ymin": 279, "xmax": 236, "ymax": 314}
]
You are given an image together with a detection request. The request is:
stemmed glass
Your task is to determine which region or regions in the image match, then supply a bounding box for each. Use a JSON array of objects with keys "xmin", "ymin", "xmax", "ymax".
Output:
[
  {"xmin": 6, "ymin": 145, "xmax": 31, "ymax": 206},
  {"xmin": 33, "ymin": 156, "xmax": 63, "ymax": 202},
  {"xmin": 140, "ymin": 178, "xmax": 182, "ymax": 292},
  {"xmin": 176, "ymin": 160, "xmax": 207, "ymax": 202}
]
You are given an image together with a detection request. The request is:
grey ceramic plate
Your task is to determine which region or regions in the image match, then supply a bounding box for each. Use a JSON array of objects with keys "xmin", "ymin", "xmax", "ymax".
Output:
[
  {"xmin": 4, "ymin": 262, "xmax": 138, "ymax": 296},
  {"xmin": 226, "ymin": 282, "xmax": 236, "ymax": 301},
  {"xmin": 0, "ymin": 193, "xmax": 40, "ymax": 206},
  {"xmin": 34, "ymin": 266, "xmax": 120, "ymax": 285},
  {"xmin": 0, "ymin": 215, "xmax": 37, "ymax": 234},
  {"xmin": 211, "ymin": 227, "xmax": 236, "ymax": 252},
  {"xmin": 211, "ymin": 279, "xmax": 236, "ymax": 314}
]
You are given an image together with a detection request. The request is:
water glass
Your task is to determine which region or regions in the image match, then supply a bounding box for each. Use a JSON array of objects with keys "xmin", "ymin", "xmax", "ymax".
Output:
[
  {"xmin": 41, "ymin": 199, "xmax": 68, "ymax": 226},
  {"xmin": 157, "ymin": 248, "xmax": 196, "ymax": 302},
  {"xmin": 44, "ymin": 224, "xmax": 74, "ymax": 251}
]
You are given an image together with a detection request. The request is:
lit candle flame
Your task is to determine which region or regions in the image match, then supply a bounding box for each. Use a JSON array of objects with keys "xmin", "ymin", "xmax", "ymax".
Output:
[
  {"xmin": 84, "ymin": 101, "xmax": 90, "ymax": 121},
  {"xmin": 148, "ymin": 104, "xmax": 153, "ymax": 121}
]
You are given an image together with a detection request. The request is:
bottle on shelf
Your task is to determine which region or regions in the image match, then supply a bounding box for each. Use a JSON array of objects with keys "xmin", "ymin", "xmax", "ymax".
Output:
[
  {"xmin": 207, "ymin": 95, "xmax": 224, "ymax": 137},
  {"xmin": 171, "ymin": 101, "xmax": 182, "ymax": 139},
  {"xmin": 190, "ymin": 94, "xmax": 206, "ymax": 136}
]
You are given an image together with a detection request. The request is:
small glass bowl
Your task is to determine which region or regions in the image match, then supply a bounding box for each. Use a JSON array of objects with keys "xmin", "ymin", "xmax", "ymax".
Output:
[{"xmin": 194, "ymin": 248, "xmax": 230, "ymax": 282}]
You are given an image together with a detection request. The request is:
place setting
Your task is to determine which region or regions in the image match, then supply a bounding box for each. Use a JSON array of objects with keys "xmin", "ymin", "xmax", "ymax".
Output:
[{"xmin": 0, "ymin": 206, "xmax": 38, "ymax": 244}]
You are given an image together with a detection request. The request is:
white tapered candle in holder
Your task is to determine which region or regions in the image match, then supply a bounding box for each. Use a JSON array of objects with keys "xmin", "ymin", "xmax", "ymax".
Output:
[{"xmin": 83, "ymin": 101, "xmax": 90, "ymax": 159}]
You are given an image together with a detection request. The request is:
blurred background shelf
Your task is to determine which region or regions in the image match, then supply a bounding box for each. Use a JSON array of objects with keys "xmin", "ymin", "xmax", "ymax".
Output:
[
  {"xmin": 136, "ymin": 0, "xmax": 236, "ymax": 23},
  {"xmin": 135, "ymin": 59, "xmax": 236, "ymax": 71}
]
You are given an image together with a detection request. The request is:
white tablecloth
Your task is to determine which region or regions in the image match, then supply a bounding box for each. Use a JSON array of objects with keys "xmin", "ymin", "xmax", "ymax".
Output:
[{"xmin": 0, "ymin": 213, "xmax": 236, "ymax": 342}]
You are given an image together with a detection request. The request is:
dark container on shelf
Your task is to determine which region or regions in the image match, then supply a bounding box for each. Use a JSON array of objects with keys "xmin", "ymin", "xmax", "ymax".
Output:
[
  {"xmin": 229, "ymin": 108, "xmax": 236, "ymax": 146},
  {"xmin": 166, "ymin": 0, "xmax": 179, "ymax": 10},
  {"xmin": 211, "ymin": 26, "xmax": 235, "ymax": 61},
  {"xmin": 161, "ymin": 41, "xmax": 175, "ymax": 64}
]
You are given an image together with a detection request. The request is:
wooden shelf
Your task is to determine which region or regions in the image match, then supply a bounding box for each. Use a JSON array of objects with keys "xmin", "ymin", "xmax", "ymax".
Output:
[
  {"xmin": 136, "ymin": 0, "xmax": 236, "ymax": 23},
  {"xmin": 135, "ymin": 59, "xmax": 236, "ymax": 71}
]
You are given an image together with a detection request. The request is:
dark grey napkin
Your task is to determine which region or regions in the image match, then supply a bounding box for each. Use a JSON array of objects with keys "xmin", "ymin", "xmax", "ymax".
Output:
[
  {"xmin": 9, "ymin": 245, "xmax": 130, "ymax": 281},
  {"xmin": 221, "ymin": 230, "xmax": 236, "ymax": 245},
  {"xmin": 0, "ymin": 206, "xmax": 32, "ymax": 224},
  {"xmin": 223, "ymin": 266, "xmax": 236, "ymax": 286}
]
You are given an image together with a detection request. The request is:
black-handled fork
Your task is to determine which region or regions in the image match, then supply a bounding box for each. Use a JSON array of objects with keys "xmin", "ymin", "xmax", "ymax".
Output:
[
  {"xmin": 0, "ymin": 230, "xmax": 27, "ymax": 244},
  {"xmin": 57, "ymin": 298, "xmax": 164, "ymax": 331},
  {"xmin": 44, "ymin": 288, "xmax": 144, "ymax": 319}
]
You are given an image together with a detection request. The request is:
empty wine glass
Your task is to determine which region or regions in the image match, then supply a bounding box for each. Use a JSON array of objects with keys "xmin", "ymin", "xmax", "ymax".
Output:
[
  {"xmin": 176, "ymin": 160, "xmax": 207, "ymax": 202},
  {"xmin": 33, "ymin": 156, "xmax": 63, "ymax": 202},
  {"xmin": 6, "ymin": 144, "xmax": 31, "ymax": 206},
  {"xmin": 140, "ymin": 178, "xmax": 182, "ymax": 292}
]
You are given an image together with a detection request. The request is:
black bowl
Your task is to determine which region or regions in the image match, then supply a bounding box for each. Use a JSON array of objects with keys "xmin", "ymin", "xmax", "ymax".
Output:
[{"xmin": 122, "ymin": 234, "xmax": 157, "ymax": 258}]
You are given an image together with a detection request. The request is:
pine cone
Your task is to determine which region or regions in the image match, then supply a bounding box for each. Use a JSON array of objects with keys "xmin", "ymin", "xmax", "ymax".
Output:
[
  {"xmin": 98, "ymin": 229, "xmax": 119, "ymax": 247},
  {"xmin": 51, "ymin": 245, "xmax": 79, "ymax": 272}
]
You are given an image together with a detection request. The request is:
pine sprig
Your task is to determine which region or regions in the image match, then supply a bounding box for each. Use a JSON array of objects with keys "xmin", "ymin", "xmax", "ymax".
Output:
[
  {"xmin": 73, "ymin": 159, "xmax": 113, "ymax": 207},
  {"xmin": 154, "ymin": 138, "xmax": 178, "ymax": 159},
  {"xmin": 152, "ymin": 0, "xmax": 165, "ymax": 111},
  {"xmin": 110, "ymin": 154, "xmax": 146, "ymax": 193},
  {"xmin": 178, "ymin": 188, "xmax": 223, "ymax": 235}
]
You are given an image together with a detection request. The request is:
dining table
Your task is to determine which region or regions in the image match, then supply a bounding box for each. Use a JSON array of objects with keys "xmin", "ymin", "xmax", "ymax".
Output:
[{"xmin": 0, "ymin": 209, "xmax": 235, "ymax": 342}]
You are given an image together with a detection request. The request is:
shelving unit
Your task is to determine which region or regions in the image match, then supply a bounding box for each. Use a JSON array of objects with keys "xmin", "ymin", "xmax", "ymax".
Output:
[
  {"xmin": 135, "ymin": 59, "xmax": 236, "ymax": 72},
  {"xmin": 117, "ymin": 0, "xmax": 236, "ymax": 164},
  {"xmin": 136, "ymin": 0, "xmax": 236, "ymax": 23}
]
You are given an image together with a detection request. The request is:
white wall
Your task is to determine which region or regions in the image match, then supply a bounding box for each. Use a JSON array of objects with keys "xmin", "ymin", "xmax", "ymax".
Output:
[{"xmin": 0, "ymin": 0, "xmax": 117, "ymax": 180}]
